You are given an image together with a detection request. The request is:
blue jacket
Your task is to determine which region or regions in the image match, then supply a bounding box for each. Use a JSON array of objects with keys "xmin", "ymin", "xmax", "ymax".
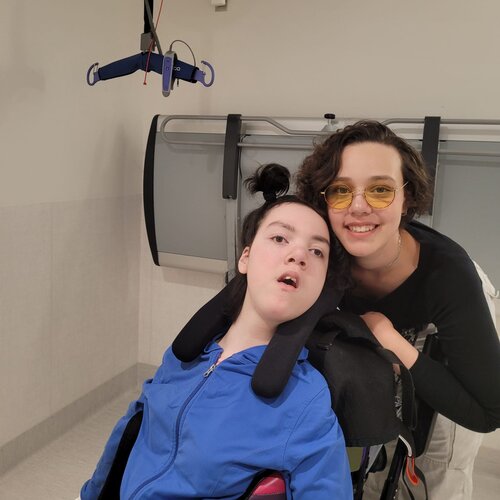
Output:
[{"xmin": 81, "ymin": 341, "xmax": 352, "ymax": 499}]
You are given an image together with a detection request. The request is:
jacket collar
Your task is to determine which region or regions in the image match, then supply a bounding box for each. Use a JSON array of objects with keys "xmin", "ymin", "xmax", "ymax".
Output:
[{"xmin": 203, "ymin": 340, "xmax": 308, "ymax": 363}]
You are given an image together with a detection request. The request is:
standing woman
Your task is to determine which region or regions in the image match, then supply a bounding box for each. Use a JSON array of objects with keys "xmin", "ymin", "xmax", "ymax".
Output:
[{"xmin": 296, "ymin": 121, "xmax": 500, "ymax": 499}]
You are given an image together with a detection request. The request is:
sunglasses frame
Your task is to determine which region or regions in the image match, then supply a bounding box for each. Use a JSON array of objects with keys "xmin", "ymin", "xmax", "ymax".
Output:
[{"xmin": 320, "ymin": 182, "xmax": 408, "ymax": 210}]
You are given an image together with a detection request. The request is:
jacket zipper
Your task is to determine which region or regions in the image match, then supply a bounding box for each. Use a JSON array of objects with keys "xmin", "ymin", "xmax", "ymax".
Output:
[
  {"xmin": 203, "ymin": 362, "xmax": 217, "ymax": 377},
  {"xmin": 128, "ymin": 353, "xmax": 221, "ymax": 499}
]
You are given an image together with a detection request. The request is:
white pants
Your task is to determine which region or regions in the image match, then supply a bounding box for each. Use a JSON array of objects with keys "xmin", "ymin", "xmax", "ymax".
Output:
[
  {"xmin": 364, "ymin": 262, "xmax": 497, "ymax": 500},
  {"xmin": 362, "ymin": 414, "xmax": 484, "ymax": 499},
  {"xmin": 473, "ymin": 261, "xmax": 498, "ymax": 330}
]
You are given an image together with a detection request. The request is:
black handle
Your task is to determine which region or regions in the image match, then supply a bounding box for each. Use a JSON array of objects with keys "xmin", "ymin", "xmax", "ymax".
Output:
[
  {"xmin": 421, "ymin": 116, "xmax": 441, "ymax": 215},
  {"xmin": 143, "ymin": 115, "xmax": 160, "ymax": 266},
  {"xmin": 222, "ymin": 114, "xmax": 242, "ymax": 199}
]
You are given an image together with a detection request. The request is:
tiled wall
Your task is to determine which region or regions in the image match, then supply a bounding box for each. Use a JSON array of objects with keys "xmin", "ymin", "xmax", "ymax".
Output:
[
  {"xmin": 0, "ymin": 195, "xmax": 141, "ymax": 448},
  {"xmin": 138, "ymin": 220, "xmax": 225, "ymax": 366}
]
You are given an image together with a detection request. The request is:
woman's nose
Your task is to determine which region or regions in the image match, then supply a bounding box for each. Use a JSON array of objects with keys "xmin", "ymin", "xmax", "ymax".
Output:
[
  {"xmin": 349, "ymin": 190, "xmax": 372, "ymax": 214},
  {"xmin": 286, "ymin": 247, "xmax": 307, "ymax": 267}
]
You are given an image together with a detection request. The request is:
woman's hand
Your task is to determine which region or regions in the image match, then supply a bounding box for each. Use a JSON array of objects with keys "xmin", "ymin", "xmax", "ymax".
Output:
[
  {"xmin": 361, "ymin": 311, "xmax": 419, "ymax": 369},
  {"xmin": 361, "ymin": 312, "xmax": 396, "ymax": 343}
]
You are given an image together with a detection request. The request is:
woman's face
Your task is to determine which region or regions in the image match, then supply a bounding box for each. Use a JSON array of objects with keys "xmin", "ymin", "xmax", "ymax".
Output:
[
  {"xmin": 327, "ymin": 142, "xmax": 406, "ymax": 264},
  {"xmin": 238, "ymin": 203, "xmax": 330, "ymax": 328}
]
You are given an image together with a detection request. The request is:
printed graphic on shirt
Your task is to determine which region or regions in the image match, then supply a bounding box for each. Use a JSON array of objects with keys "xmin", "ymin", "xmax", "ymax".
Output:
[{"xmin": 394, "ymin": 323, "xmax": 434, "ymax": 420}]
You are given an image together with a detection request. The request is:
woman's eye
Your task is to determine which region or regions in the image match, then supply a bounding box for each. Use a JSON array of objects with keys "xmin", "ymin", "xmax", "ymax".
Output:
[
  {"xmin": 332, "ymin": 185, "xmax": 351, "ymax": 194},
  {"xmin": 272, "ymin": 235, "xmax": 287, "ymax": 244},
  {"xmin": 369, "ymin": 184, "xmax": 393, "ymax": 194},
  {"xmin": 311, "ymin": 248, "xmax": 324, "ymax": 258}
]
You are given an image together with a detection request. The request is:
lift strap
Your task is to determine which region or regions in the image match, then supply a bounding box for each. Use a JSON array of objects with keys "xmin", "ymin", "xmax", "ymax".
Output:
[
  {"xmin": 141, "ymin": 0, "xmax": 162, "ymax": 53},
  {"xmin": 87, "ymin": 53, "xmax": 208, "ymax": 86}
]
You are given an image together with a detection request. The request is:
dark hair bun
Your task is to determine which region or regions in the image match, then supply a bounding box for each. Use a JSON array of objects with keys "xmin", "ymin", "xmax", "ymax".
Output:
[{"xmin": 244, "ymin": 163, "xmax": 290, "ymax": 201}]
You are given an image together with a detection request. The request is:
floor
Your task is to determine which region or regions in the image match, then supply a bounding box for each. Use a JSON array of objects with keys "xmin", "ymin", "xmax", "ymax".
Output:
[
  {"xmin": 0, "ymin": 390, "xmax": 499, "ymax": 499},
  {"xmin": 0, "ymin": 390, "xmax": 138, "ymax": 500}
]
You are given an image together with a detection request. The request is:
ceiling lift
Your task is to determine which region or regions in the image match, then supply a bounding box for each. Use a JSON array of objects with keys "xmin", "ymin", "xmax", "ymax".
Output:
[{"xmin": 86, "ymin": 0, "xmax": 215, "ymax": 96}]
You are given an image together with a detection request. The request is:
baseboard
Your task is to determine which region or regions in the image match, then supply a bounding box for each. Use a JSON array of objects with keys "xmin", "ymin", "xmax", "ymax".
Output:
[
  {"xmin": 0, "ymin": 362, "xmax": 156, "ymax": 476},
  {"xmin": 137, "ymin": 362, "xmax": 157, "ymax": 382}
]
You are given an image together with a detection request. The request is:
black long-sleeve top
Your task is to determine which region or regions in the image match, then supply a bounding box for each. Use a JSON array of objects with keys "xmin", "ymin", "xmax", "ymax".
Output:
[{"xmin": 341, "ymin": 221, "xmax": 500, "ymax": 432}]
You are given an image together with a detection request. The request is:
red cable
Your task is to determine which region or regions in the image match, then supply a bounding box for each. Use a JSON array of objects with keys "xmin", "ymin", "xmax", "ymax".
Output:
[
  {"xmin": 143, "ymin": 40, "xmax": 154, "ymax": 85},
  {"xmin": 405, "ymin": 456, "xmax": 420, "ymax": 486},
  {"xmin": 143, "ymin": 0, "xmax": 165, "ymax": 85}
]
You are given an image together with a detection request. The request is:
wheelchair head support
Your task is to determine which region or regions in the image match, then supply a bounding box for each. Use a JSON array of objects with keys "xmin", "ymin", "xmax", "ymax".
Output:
[{"xmin": 172, "ymin": 280, "xmax": 416, "ymax": 450}]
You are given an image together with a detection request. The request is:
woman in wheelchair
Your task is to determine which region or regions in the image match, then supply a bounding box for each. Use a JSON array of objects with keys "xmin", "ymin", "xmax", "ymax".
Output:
[{"xmin": 80, "ymin": 164, "xmax": 353, "ymax": 500}]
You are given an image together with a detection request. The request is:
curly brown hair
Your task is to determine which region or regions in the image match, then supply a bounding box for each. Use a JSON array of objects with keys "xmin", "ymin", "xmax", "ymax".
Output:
[{"xmin": 295, "ymin": 121, "xmax": 432, "ymax": 224}]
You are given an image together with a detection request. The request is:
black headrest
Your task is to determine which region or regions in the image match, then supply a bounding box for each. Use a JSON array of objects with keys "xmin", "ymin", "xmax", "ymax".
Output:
[
  {"xmin": 251, "ymin": 286, "xmax": 343, "ymax": 397},
  {"xmin": 171, "ymin": 280, "xmax": 233, "ymax": 362},
  {"xmin": 171, "ymin": 281, "xmax": 343, "ymax": 398},
  {"xmin": 171, "ymin": 283, "xmax": 420, "ymax": 449}
]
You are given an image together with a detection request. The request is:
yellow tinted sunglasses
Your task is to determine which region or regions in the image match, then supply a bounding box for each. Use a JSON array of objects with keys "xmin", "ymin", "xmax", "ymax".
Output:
[{"xmin": 321, "ymin": 182, "xmax": 408, "ymax": 210}]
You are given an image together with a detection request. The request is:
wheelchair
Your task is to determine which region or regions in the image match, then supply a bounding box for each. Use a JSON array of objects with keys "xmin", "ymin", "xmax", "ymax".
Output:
[{"xmin": 92, "ymin": 320, "xmax": 438, "ymax": 500}]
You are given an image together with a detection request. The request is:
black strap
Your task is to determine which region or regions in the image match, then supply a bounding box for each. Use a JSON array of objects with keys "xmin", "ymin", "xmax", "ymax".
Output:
[
  {"xmin": 97, "ymin": 411, "xmax": 144, "ymax": 499},
  {"xmin": 400, "ymin": 367, "xmax": 417, "ymax": 431},
  {"xmin": 222, "ymin": 114, "xmax": 242, "ymax": 199},
  {"xmin": 421, "ymin": 116, "xmax": 441, "ymax": 215},
  {"xmin": 318, "ymin": 310, "xmax": 376, "ymax": 341},
  {"xmin": 252, "ymin": 286, "xmax": 343, "ymax": 398},
  {"xmin": 143, "ymin": 0, "xmax": 154, "ymax": 33},
  {"xmin": 172, "ymin": 281, "xmax": 234, "ymax": 362},
  {"xmin": 142, "ymin": 0, "xmax": 162, "ymax": 54},
  {"xmin": 380, "ymin": 439, "xmax": 408, "ymax": 500}
]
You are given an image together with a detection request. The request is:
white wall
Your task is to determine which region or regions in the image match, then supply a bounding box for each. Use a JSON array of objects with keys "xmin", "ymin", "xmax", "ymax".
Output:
[
  {"xmin": 137, "ymin": 0, "xmax": 500, "ymax": 366},
  {"xmin": 0, "ymin": 0, "xmax": 148, "ymax": 206},
  {"xmin": 0, "ymin": 0, "xmax": 146, "ymax": 447},
  {"xmin": 2, "ymin": 0, "xmax": 499, "ymax": 448},
  {"xmin": 137, "ymin": 0, "xmax": 500, "ymax": 119}
]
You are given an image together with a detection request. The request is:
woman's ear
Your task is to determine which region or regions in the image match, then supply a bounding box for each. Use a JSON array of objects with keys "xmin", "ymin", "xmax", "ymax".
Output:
[
  {"xmin": 401, "ymin": 194, "xmax": 409, "ymax": 216},
  {"xmin": 238, "ymin": 247, "xmax": 250, "ymax": 274}
]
